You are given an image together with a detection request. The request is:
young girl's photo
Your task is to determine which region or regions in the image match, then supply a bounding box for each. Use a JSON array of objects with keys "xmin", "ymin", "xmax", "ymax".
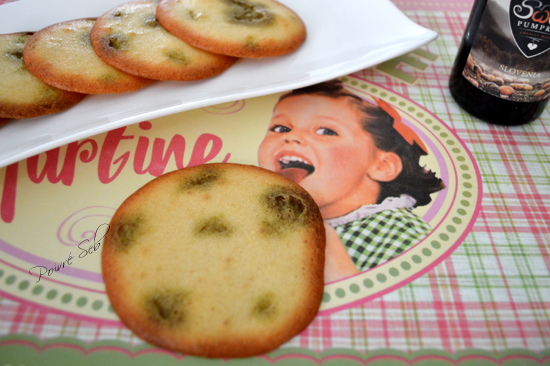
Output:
[{"xmin": 257, "ymin": 80, "xmax": 446, "ymax": 282}]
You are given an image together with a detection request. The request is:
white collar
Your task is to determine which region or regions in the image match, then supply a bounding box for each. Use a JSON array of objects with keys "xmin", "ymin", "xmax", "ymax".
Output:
[{"xmin": 325, "ymin": 194, "xmax": 417, "ymax": 227}]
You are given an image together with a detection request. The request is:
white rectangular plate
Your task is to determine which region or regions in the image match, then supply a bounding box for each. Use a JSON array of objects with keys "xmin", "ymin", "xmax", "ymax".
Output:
[{"xmin": 0, "ymin": 0, "xmax": 437, "ymax": 168}]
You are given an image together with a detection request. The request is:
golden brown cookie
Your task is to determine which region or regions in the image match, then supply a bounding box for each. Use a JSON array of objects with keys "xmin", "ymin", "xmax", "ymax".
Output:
[
  {"xmin": 0, "ymin": 32, "xmax": 86, "ymax": 119},
  {"xmin": 102, "ymin": 163, "xmax": 325, "ymax": 358},
  {"xmin": 156, "ymin": 0, "xmax": 306, "ymax": 58},
  {"xmin": 23, "ymin": 19, "xmax": 154, "ymax": 94},
  {"xmin": 91, "ymin": 0, "xmax": 238, "ymax": 81}
]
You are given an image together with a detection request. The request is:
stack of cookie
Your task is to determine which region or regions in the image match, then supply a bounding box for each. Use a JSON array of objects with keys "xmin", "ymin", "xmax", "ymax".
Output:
[{"xmin": 0, "ymin": 0, "xmax": 306, "ymax": 120}]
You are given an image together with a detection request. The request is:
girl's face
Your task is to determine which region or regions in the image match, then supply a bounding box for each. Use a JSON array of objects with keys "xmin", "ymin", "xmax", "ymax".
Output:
[{"xmin": 258, "ymin": 94, "xmax": 383, "ymax": 218}]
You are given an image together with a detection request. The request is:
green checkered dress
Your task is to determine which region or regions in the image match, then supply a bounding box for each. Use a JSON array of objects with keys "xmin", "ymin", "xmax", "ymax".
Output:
[{"xmin": 331, "ymin": 208, "xmax": 432, "ymax": 271}]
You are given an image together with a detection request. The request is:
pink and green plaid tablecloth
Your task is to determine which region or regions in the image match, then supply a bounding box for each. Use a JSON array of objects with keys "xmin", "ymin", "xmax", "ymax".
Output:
[{"xmin": 0, "ymin": 0, "xmax": 549, "ymax": 364}]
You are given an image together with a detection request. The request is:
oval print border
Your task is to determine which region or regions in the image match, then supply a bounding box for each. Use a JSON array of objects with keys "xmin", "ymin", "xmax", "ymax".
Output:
[{"xmin": 0, "ymin": 76, "xmax": 481, "ymax": 323}]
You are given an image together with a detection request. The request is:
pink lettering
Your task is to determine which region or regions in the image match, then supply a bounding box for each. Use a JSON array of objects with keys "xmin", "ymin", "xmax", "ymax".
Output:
[
  {"xmin": 27, "ymin": 139, "xmax": 98, "ymax": 186},
  {"xmin": 27, "ymin": 148, "xmax": 63, "ymax": 184},
  {"xmin": 137, "ymin": 135, "xmax": 186, "ymax": 176},
  {"xmin": 1, "ymin": 163, "xmax": 18, "ymax": 224},
  {"xmin": 62, "ymin": 139, "xmax": 98, "ymax": 185},
  {"xmin": 187, "ymin": 133, "xmax": 231, "ymax": 167},
  {"xmin": 98, "ymin": 127, "xmax": 134, "ymax": 184},
  {"xmin": 133, "ymin": 122, "xmax": 152, "ymax": 175},
  {"xmin": 133, "ymin": 122, "xmax": 186, "ymax": 176},
  {"xmin": 2, "ymin": 122, "xmax": 232, "ymax": 223}
]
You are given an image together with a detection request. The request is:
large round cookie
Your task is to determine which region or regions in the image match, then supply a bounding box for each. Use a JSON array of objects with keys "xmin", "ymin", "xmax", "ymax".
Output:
[
  {"xmin": 0, "ymin": 32, "xmax": 86, "ymax": 119},
  {"xmin": 23, "ymin": 19, "xmax": 153, "ymax": 94},
  {"xmin": 156, "ymin": 0, "xmax": 306, "ymax": 58},
  {"xmin": 102, "ymin": 163, "xmax": 325, "ymax": 358},
  {"xmin": 91, "ymin": 0, "xmax": 237, "ymax": 81}
]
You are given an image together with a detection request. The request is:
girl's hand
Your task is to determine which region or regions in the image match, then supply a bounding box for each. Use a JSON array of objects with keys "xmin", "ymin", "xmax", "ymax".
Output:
[{"xmin": 323, "ymin": 222, "xmax": 359, "ymax": 282}]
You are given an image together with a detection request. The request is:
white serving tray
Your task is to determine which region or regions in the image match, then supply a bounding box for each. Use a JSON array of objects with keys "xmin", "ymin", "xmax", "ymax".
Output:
[{"xmin": 0, "ymin": 0, "xmax": 437, "ymax": 168}]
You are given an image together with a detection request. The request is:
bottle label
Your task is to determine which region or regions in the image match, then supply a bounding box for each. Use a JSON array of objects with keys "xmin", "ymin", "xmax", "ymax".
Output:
[{"xmin": 462, "ymin": 0, "xmax": 550, "ymax": 102}]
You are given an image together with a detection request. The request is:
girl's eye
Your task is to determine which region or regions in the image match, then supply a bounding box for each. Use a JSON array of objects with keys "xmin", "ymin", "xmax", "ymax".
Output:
[
  {"xmin": 270, "ymin": 125, "xmax": 291, "ymax": 133},
  {"xmin": 316, "ymin": 127, "xmax": 338, "ymax": 136}
]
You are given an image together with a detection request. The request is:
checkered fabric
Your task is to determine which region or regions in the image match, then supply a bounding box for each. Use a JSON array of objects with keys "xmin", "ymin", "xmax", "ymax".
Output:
[{"xmin": 333, "ymin": 208, "xmax": 432, "ymax": 271}]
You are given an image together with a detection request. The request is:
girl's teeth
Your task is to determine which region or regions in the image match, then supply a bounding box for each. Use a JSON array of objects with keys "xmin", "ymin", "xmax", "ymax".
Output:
[{"xmin": 280, "ymin": 156, "xmax": 306, "ymax": 164}]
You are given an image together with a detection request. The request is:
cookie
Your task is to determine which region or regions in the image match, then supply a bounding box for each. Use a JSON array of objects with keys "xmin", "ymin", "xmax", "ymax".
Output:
[
  {"xmin": 0, "ymin": 32, "xmax": 86, "ymax": 119},
  {"xmin": 91, "ymin": 0, "xmax": 238, "ymax": 81},
  {"xmin": 156, "ymin": 0, "xmax": 306, "ymax": 58},
  {"xmin": 102, "ymin": 163, "xmax": 325, "ymax": 358},
  {"xmin": 23, "ymin": 19, "xmax": 154, "ymax": 94}
]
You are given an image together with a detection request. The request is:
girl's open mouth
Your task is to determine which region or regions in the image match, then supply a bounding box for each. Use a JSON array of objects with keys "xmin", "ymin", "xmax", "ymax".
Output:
[{"xmin": 277, "ymin": 154, "xmax": 315, "ymax": 183}]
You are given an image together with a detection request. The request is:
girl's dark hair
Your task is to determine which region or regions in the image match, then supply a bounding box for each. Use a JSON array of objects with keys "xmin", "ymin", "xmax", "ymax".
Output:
[{"xmin": 278, "ymin": 80, "xmax": 446, "ymax": 207}]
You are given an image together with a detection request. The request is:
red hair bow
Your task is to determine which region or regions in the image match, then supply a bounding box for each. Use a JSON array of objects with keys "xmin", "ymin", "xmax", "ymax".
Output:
[{"xmin": 375, "ymin": 98, "xmax": 428, "ymax": 155}]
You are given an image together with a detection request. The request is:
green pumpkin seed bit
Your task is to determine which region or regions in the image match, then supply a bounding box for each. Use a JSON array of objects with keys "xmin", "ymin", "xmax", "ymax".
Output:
[
  {"xmin": 180, "ymin": 167, "xmax": 223, "ymax": 190},
  {"xmin": 165, "ymin": 50, "xmax": 190, "ymax": 64},
  {"xmin": 144, "ymin": 13, "xmax": 159, "ymax": 27},
  {"xmin": 265, "ymin": 187, "xmax": 306, "ymax": 223},
  {"xmin": 259, "ymin": 187, "xmax": 308, "ymax": 238},
  {"xmin": 7, "ymin": 49, "xmax": 23, "ymax": 61},
  {"xmin": 195, "ymin": 215, "xmax": 233, "ymax": 237},
  {"xmin": 107, "ymin": 34, "xmax": 129, "ymax": 50},
  {"xmin": 224, "ymin": 0, "xmax": 274, "ymax": 26},
  {"xmin": 145, "ymin": 289, "xmax": 189, "ymax": 327},
  {"xmin": 187, "ymin": 10, "xmax": 201, "ymax": 20},
  {"xmin": 111, "ymin": 10, "xmax": 126, "ymax": 19},
  {"xmin": 252, "ymin": 292, "xmax": 277, "ymax": 319},
  {"xmin": 112, "ymin": 214, "xmax": 145, "ymax": 251}
]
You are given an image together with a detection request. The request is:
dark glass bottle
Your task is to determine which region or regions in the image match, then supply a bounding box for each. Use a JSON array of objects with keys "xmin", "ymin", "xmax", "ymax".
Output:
[{"xmin": 449, "ymin": 0, "xmax": 550, "ymax": 126}]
